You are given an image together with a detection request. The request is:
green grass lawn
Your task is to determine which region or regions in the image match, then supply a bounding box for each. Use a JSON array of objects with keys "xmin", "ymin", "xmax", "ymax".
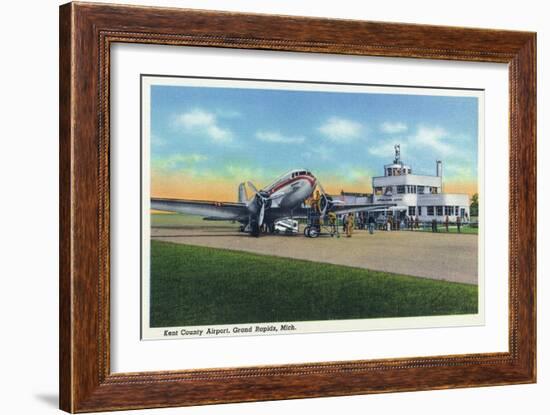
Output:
[
  {"xmin": 416, "ymin": 224, "xmax": 478, "ymax": 235},
  {"xmin": 150, "ymin": 241, "xmax": 478, "ymax": 327}
]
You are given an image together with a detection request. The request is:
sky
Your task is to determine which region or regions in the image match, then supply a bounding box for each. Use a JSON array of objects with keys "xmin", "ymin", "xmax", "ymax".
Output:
[{"xmin": 149, "ymin": 81, "xmax": 479, "ymax": 202}]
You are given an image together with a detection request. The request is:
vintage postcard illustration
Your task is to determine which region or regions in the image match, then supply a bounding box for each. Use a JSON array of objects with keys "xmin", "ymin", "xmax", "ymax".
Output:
[{"xmin": 141, "ymin": 76, "xmax": 483, "ymax": 340}]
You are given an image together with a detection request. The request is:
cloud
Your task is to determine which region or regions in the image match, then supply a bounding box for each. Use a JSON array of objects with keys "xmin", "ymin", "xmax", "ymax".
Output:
[
  {"xmin": 369, "ymin": 125, "xmax": 456, "ymax": 159},
  {"xmin": 411, "ymin": 125, "xmax": 453, "ymax": 155},
  {"xmin": 380, "ymin": 121, "xmax": 408, "ymax": 134},
  {"xmin": 256, "ymin": 131, "xmax": 305, "ymax": 144},
  {"xmin": 152, "ymin": 153, "xmax": 207, "ymax": 171},
  {"xmin": 318, "ymin": 117, "xmax": 363, "ymax": 142},
  {"xmin": 174, "ymin": 109, "xmax": 233, "ymax": 143}
]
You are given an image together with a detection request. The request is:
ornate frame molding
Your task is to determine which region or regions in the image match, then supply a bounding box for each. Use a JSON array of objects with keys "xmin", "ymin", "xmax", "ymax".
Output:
[{"xmin": 60, "ymin": 2, "xmax": 536, "ymax": 412}]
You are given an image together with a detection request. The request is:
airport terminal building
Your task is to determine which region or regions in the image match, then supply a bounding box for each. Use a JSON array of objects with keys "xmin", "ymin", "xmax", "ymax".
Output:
[{"xmin": 338, "ymin": 146, "xmax": 471, "ymax": 223}]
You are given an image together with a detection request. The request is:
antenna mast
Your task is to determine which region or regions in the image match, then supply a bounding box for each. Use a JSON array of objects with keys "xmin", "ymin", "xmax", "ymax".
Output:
[{"xmin": 393, "ymin": 144, "xmax": 401, "ymax": 164}]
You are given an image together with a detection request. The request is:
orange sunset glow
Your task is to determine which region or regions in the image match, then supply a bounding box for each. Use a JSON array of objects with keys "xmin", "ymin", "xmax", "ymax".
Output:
[{"xmin": 152, "ymin": 172, "xmax": 478, "ymax": 203}]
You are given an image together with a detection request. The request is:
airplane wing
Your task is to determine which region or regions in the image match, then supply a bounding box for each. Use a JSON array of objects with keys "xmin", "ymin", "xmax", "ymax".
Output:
[
  {"xmin": 330, "ymin": 203, "xmax": 396, "ymax": 215},
  {"xmin": 268, "ymin": 203, "xmax": 396, "ymax": 220},
  {"xmin": 151, "ymin": 198, "xmax": 249, "ymax": 221},
  {"xmin": 267, "ymin": 207, "xmax": 308, "ymax": 220}
]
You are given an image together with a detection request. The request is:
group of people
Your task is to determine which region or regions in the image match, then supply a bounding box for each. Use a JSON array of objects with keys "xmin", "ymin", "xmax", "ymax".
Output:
[
  {"xmin": 385, "ymin": 215, "xmax": 420, "ymax": 231},
  {"xmin": 310, "ymin": 191, "xmax": 468, "ymax": 236},
  {"xmin": 440, "ymin": 215, "xmax": 463, "ymax": 233},
  {"xmin": 322, "ymin": 212, "xmax": 468, "ymax": 237},
  {"xmin": 334, "ymin": 213, "xmax": 377, "ymax": 237},
  {"xmin": 310, "ymin": 191, "xmax": 374, "ymax": 238},
  {"xmin": 384, "ymin": 214, "xmax": 466, "ymax": 233}
]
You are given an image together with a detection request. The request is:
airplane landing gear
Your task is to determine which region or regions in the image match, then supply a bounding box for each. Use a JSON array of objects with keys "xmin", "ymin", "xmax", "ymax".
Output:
[
  {"xmin": 304, "ymin": 226, "xmax": 319, "ymax": 238},
  {"xmin": 304, "ymin": 212, "xmax": 332, "ymax": 238}
]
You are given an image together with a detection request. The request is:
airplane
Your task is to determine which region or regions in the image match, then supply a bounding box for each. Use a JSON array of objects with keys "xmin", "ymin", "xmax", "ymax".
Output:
[{"xmin": 151, "ymin": 169, "xmax": 394, "ymax": 237}]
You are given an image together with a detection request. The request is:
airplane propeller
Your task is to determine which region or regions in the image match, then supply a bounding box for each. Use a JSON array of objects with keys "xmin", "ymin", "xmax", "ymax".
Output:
[
  {"xmin": 247, "ymin": 182, "xmax": 285, "ymax": 233},
  {"xmin": 316, "ymin": 180, "xmax": 343, "ymax": 217},
  {"xmin": 254, "ymin": 190, "xmax": 271, "ymax": 227}
]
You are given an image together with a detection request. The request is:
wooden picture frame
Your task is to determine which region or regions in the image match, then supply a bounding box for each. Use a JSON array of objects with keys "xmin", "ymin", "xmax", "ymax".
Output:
[{"xmin": 59, "ymin": 2, "xmax": 536, "ymax": 412}]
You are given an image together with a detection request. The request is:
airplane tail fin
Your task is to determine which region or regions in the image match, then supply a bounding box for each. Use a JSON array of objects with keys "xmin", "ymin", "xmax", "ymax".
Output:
[{"xmin": 238, "ymin": 182, "xmax": 248, "ymax": 203}]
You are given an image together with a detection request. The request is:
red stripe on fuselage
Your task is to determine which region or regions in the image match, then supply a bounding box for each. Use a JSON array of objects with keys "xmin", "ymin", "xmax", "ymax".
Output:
[{"xmin": 268, "ymin": 175, "xmax": 316, "ymax": 194}]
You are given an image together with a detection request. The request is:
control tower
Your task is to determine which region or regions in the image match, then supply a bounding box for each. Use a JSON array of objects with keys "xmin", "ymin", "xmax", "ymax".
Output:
[{"xmin": 371, "ymin": 144, "xmax": 470, "ymax": 222}]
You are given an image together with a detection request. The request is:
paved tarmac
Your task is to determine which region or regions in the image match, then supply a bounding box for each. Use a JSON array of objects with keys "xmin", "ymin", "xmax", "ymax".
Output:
[{"xmin": 151, "ymin": 224, "xmax": 478, "ymax": 285}]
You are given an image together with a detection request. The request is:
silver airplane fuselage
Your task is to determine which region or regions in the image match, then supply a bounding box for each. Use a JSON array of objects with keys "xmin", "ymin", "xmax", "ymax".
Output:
[{"xmin": 247, "ymin": 169, "xmax": 317, "ymax": 215}]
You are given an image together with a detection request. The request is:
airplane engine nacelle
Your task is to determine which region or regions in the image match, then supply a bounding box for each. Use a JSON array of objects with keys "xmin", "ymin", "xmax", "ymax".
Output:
[
  {"xmin": 255, "ymin": 191, "xmax": 272, "ymax": 209},
  {"xmin": 319, "ymin": 194, "xmax": 333, "ymax": 213}
]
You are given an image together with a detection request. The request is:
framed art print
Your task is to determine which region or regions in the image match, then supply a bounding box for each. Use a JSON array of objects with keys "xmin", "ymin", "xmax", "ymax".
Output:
[{"xmin": 59, "ymin": 2, "xmax": 536, "ymax": 412}]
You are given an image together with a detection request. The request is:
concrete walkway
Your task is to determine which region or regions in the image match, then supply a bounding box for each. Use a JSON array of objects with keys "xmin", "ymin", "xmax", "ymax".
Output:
[{"xmin": 151, "ymin": 226, "xmax": 478, "ymax": 285}]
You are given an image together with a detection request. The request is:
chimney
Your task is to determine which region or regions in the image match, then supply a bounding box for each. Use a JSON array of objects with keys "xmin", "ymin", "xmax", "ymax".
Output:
[{"xmin": 436, "ymin": 160, "xmax": 443, "ymax": 177}]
